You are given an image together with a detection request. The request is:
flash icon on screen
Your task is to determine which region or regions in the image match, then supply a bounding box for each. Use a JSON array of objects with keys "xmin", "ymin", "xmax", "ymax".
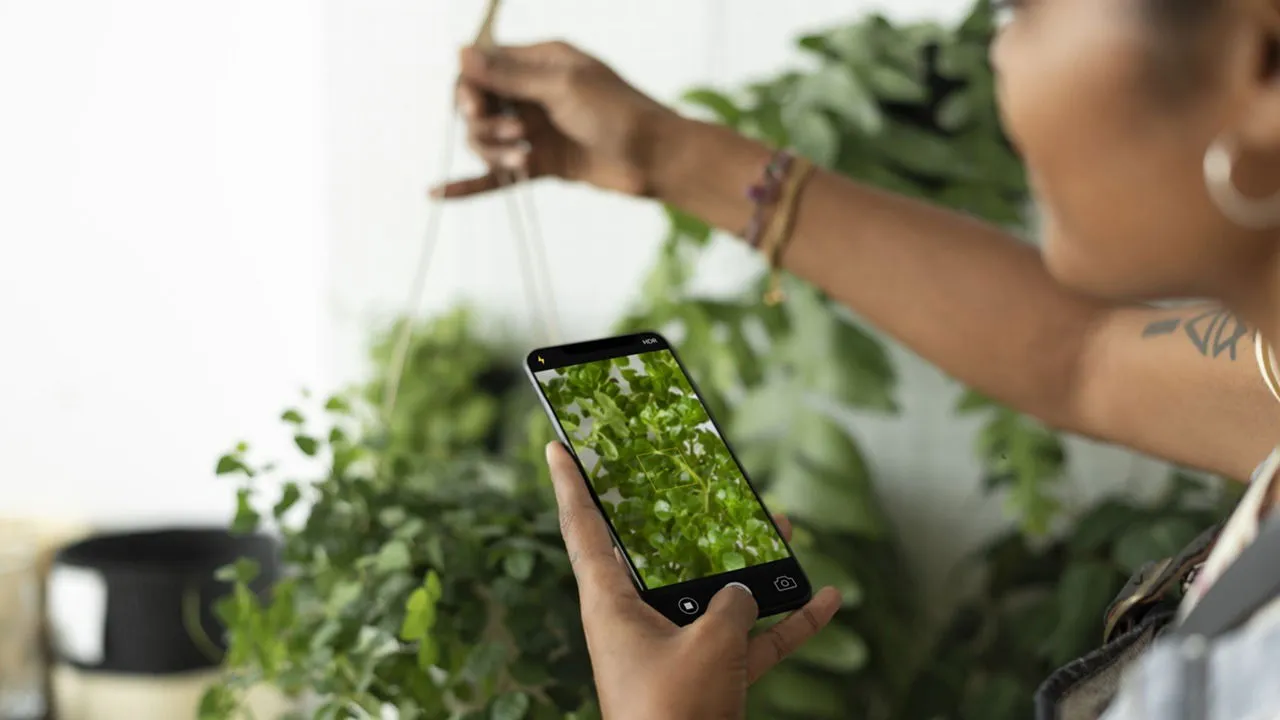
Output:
[{"xmin": 537, "ymin": 356, "xmax": 545, "ymax": 365}]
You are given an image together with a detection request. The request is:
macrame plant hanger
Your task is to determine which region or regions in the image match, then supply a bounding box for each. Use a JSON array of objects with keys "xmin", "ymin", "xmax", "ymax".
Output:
[{"xmin": 381, "ymin": 0, "xmax": 562, "ymax": 423}]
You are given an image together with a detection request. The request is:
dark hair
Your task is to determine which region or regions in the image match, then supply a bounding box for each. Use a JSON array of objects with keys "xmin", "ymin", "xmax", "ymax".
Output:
[
  {"xmin": 1144, "ymin": 0, "xmax": 1215, "ymax": 26},
  {"xmin": 1140, "ymin": 0, "xmax": 1220, "ymax": 99}
]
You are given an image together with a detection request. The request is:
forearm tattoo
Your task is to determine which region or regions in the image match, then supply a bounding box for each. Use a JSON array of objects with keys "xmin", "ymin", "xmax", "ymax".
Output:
[{"xmin": 1141, "ymin": 307, "xmax": 1251, "ymax": 361}]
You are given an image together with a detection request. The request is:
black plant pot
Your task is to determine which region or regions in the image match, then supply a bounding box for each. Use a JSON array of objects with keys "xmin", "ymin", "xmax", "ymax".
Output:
[{"xmin": 47, "ymin": 527, "xmax": 280, "ymax": 675}]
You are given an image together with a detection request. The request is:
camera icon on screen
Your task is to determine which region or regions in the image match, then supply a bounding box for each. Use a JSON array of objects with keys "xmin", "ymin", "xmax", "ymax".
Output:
[{"xmin": 773, "ymin": 575, "xmax": 798, "ymax": 592}]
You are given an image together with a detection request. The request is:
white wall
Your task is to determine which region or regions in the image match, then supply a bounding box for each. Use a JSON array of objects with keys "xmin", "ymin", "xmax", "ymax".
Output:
[
  {"xmin": 0, "ymin": 0, "xmax": 1170, "ymax": 609},
  {"xmin": 0, "ymin": 1, "xmax": 328, "ymax": 526}
]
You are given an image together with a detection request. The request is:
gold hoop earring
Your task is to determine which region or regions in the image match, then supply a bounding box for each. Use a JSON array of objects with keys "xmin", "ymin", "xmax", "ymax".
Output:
[
  {"xmin": 1255, "ymin": 331, "xmax": 1280, "ymax": 404},
  {"xmin": 1204, "ymin": 135, "xmax": 1280, "ymax": 229}
]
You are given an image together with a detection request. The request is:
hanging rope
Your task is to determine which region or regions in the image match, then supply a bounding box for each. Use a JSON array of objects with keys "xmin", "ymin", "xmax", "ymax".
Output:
[{"xmin": 380, "ymin": 0, "xmax": 562, "ymax": 424}]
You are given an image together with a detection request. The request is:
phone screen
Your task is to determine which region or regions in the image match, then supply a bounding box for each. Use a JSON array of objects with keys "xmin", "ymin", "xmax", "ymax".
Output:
[{"xmin": 531, "ymin": 343, "xmax": 790, "ymax": 591}]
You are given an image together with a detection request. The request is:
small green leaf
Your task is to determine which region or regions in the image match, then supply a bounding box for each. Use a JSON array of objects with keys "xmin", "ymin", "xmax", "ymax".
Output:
[
  {"xmin": 401, "ymin": 571, "xmax": 444, "ymax": 641},
  {"xmin": 376, "ymin": 540, "xmax": 412, "ymax": 573},
  {"xmin": 682, "ymin": 88, "xmax": 742, "ymax": 128},
  {"xmin": 503, "ymin": 550, "xmax": 535, "ymax": 581},
  {"xmin": 197, "ymin": 684, "xmax": 238, "ymax": 720},
  {"xmin": 424, "ymin": 570, "xmax": 443, "ymax": 600},
  {"xmin": 416, "ymin": 637, "xmax": 439, "ymax": 670},
  {"xmin": 721, "ymin": 551, "xmax": 747, "ymax": 571},
  {"xmin": 755, "ymin": 666, "xmax": 847, "ymax": 718},
  {"xmin": 214, "ymin": 557, "xmax": 260, "ymax": 584},
  {"xmin": 272, "ymin": 482, "xmax": 301, "ymax": 518},
  {"xmin": 327, "ymin": 581, "xmax": 361, "ymax": 615},
  {"xmin": 293, "ymin": 435, "xmax": 319, "ymax": 456},
  {"xmin": 215, "ymin": 454, "xmax": 251, "ymax": 476},
  {"xmin": 280, "ymin": 408, "xmax": 305, "ymax": 425},
  {"xmin": 937, "ymin": 91, "xmax": 974, "ymax": 130},
  {"xmin": 955, "ymin": 388, "xmax": 994, "ymax": 413},
  {"xmin": 864, "ymin": 64, "xmax": 925, "ymax": 102},
  {"xmin": 490, "ymin": 692, "xmax": 531, "ymax": 720},
  {"xmin": 231, "ymin": 488, "xmax": 260, "ymax": 534},
  {"xmin": 794, "ymin": 550, "xmax": 862, "ymax": 607},
  {"xmin": 792, "ymin": 624, "xmax": 869, "ymax": 672},
  {"xmin": 783, "ymin": 109, "xmax": 840, "ymax": 167},
  {"xmin": 324, "ymin": 395, "xmax": 351, "ymax": 412},
  {"xmin": 462, "ymin": 641, "xmax": 508, "ymax": 682}
]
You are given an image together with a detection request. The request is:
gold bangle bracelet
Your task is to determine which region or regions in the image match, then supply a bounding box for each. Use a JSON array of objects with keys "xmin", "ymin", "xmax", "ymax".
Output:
[{"xmin": 760, "ymin": 157, "xmax": 815, "ymax": 306}]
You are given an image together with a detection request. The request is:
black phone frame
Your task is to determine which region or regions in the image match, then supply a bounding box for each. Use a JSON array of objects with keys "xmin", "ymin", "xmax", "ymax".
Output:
[{"xmin": 525, "ymin": 330, "xmax": 812, "ymax": 626}]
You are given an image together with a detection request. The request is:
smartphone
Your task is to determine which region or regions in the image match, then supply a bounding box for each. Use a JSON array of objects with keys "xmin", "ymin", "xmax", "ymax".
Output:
[{"xmin": 525, "ymin": 331, "xmax": 811, "ymax": 625}]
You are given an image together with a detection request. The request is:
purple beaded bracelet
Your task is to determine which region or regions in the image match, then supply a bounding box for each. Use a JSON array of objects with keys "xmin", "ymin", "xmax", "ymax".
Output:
[{"xmin": 743, "ymin": 150, "xmax": 795, "ymax": 248}]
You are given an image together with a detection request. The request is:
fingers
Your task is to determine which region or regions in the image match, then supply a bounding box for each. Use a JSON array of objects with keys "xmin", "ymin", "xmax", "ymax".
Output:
[
  {"xmin": 773, "ymin": 514, "xmax": 792, "ymax": 542},
  {"xmin": 697, "ymin": 582, "xmax": 759, "ymax": 636},
  {"xmin": 459, "ymin": 42, "xmax": 577, "ymax": 102},
  {"xmin": 545, "ymin": 442, "xmax": 636, "ymax": 606},
  {"xmin": 746, "ymin": 587, "xmax": 841, "ymax": 683},
  {"xmin": 430, "ymin": 174, "xmax": 500, "ymax": 199}
]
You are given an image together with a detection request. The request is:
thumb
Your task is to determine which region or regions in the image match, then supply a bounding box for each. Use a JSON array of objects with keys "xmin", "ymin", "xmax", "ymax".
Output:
[
  {"xmin": 459, "ymin": 44, "xmax": 568, "ymax": 103},
  {"xmin": 698, "ymin": 582, "xmax": 758, "ymax": 635}
]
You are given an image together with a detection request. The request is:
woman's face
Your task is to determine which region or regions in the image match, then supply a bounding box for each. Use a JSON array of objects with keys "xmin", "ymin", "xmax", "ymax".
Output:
[{"xmin": 991, "ymin": 0, "xmax": 1280, "ymax": 303}]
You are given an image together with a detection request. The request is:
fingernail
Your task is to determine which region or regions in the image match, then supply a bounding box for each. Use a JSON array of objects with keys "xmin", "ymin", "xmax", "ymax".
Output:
[
  {"xmin": 726, "ymin": 582, "xmax": 752, "ymax": 597},
  {"xmin": 545, "ymin": 441, "xmax": 560, "ymax": 463},
  {"xmin": 459, "ymin": 97, "xmax": 476, "ymax": 118},
  {"xmin": 495, "ymin": 122, "xmax": 522, "ymax": 140},
  {"xmin": 500, "ymin": 147, "xmax": 528, "ymax": 170},
  {"xmin": 428, "ymin": 186, "xmax": 443, "ymax": 199}
]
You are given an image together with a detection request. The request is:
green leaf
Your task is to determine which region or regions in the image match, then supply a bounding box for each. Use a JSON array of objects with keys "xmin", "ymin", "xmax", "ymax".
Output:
[
  {"xmin": 462, "ymin": 641, "xmax": 508, "ymax": 682},
  {"xmin": 416, "ymin": 637, "xmax": 439, "ymax": 670},
  {"xmin": 721, "ymin": 551, "xmax": 747, "ymax": 571},
  {"xmin": 280, "ymin": 408, "xmax": 305, "ymax": 425},
  {"xmin": 1045, "ymin": 560, "xmax": 1118, "ymax": 666},
  {"xmin": 783, "ymin": 109, "xmax": 840, "ymax": 167},
  {"xmin": 796, "ymin": 66, "xmax": 883, "ymax": 136},
  {"xmin": 214, "ymin": 557, "xmax": 260, "ymax": 584},
  {"xmin": 792, "ymin": 624, "xmax": 869, "ymax": 671},
  {"xmin": 503, "ymin": 549, "xmax": 535, "ymax": 580},
  {"xmin": 293, "ymin": 435, "xmax": 319, "ymax": 456},
  {"xmin": 754, "ymin": 665, "xmax": 847, "ymax": 718},
  {"xmin": 376, "ymin": 540, "xmax": 412, "ymax": 573},
  {"xmin": 1112, "ymin": 517, "xmax": 1203, "ymax": 575},
  {"xmin": 424, "ymin": 569, "xmax": 443, "ymax": 600},
  {"xmin": 400, "ymin": 586, "xmax": 438, "ymax": 641},
  {"xmin": 794, "ymin": 549, "xmax": 862, "ymax": 607},
  {"xmin": 490, "ymin": 692, "xmax": 531, "ymax": 720},
  {"xmin": 681, "ymin": 88, "xmax": 742, "ymax": 128},
  {"xmin": 937, "ymin": 91, "xmax": 974, "ymax": 131},
  {"xmin": 215, "ymin": 454, "xmax": 251, "ymax": 476},
  {"xmin": 231, "ymin": 488, "xmax": 260, "ymax": 534},
  {"xmin": 197, "ymin": 684, "xmax": 238, "ymax": 720},
  {"xmin": 955, "ymin": 388, "xmax": 994, "ymax": 413},
  {"xmin": 771, "ymin": 412, "xmax": 883, "ymax": 536},
  {"xmin": 327, "ymin": 580, "xmax": 361, "ymax": 616},
  {"xmin": 324, "ymin": 395, "xmax": 351, "ymax": 412},
  {"xmin": 1069, "ymin": 501, "xmax": 1144, "ymax": 555},
  {"xmin": 864, "ymin": 64, "xmax": 926, "ymax": 102},
  {"xmin": 272, "ymin": 482, "xmax": 301, "ymax": 519}
]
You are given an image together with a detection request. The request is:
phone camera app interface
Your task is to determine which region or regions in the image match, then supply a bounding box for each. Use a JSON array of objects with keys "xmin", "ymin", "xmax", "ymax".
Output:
[{"xmin": 536, "ymin": 350, "xmax": 787, "ymax": 589}]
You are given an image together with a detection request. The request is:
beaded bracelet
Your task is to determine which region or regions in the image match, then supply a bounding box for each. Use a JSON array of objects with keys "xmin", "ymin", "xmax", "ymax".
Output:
[{"xmin": 743, "ymin": 150, "xmax": 795, "ymax": 249}]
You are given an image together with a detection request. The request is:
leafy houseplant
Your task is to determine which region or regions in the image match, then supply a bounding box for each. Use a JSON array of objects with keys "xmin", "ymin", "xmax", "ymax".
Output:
[{"xmin": 203, "ymin": 309, "xmax": 597, "ymax": 720}]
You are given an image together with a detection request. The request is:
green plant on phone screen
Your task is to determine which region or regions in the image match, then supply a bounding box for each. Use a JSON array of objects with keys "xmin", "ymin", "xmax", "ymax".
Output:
[{"xmin": 539, "ymin": 351, "xmax": 788, "ymax": 588}]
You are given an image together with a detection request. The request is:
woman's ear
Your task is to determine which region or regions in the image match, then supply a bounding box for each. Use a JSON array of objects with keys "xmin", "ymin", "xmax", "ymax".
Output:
[{"xmin": 1234, "ymin": 3, "xmax": 1280, "ymax": 152}]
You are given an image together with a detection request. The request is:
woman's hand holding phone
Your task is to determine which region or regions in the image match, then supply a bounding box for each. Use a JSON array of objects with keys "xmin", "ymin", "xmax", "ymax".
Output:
[{"xmin": 545, "ymin": 442, "xmax": 842, "ymax": 720}]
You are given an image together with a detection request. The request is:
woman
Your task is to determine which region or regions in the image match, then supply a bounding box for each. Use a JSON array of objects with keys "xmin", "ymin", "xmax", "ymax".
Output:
[{"xmin": 444, "ymin": 0, "xmax": 1280, "ymax": 716}]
